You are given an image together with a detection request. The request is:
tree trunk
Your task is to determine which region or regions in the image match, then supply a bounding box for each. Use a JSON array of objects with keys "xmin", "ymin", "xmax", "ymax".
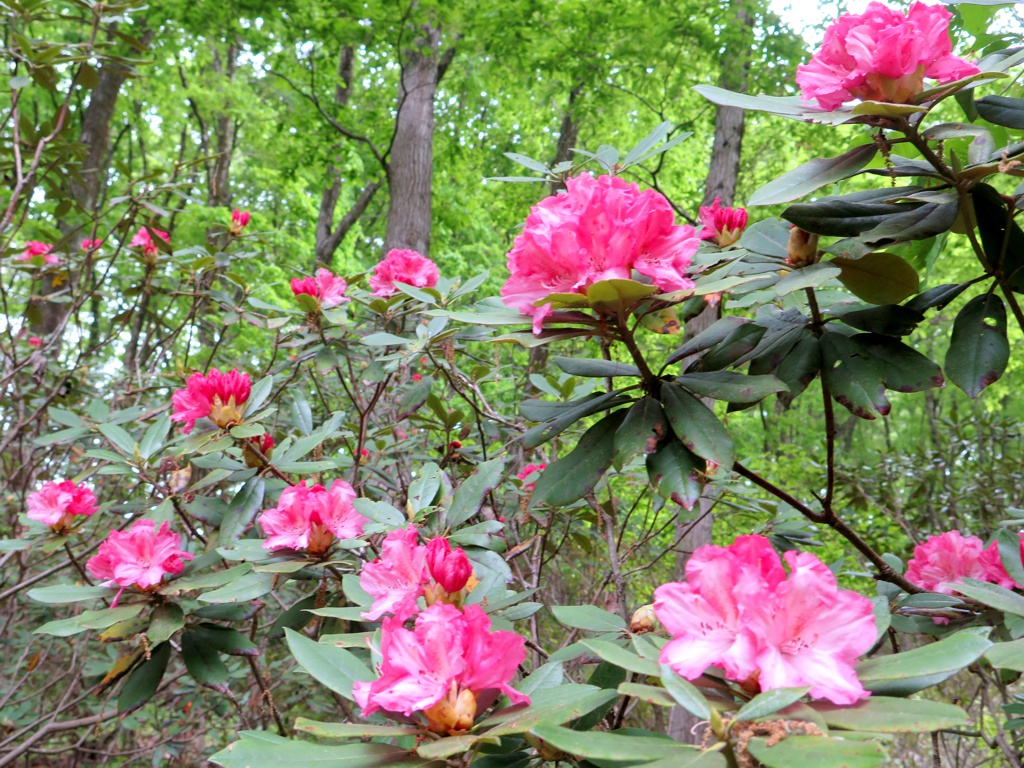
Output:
[
  {"xmin": 667, "ymin": 8, "xmax": 752, "ymax": 746},
  {"xmin": 383, "ymin": 26, "xmax": 453, "ymax": 257}
]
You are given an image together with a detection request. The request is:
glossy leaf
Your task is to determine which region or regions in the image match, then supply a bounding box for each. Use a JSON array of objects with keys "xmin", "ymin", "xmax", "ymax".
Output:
[
  {"xmin": 810, "ymin": 696, "xmax": 969, "ymax": 732},
  {"xmin": 219, "ymin": 477, "xmax": 265, "ymax": 545},
  {"xmin": 747, "ymin": 736, "xmax": 886, "ymax": 768},
  {"xmin": 35, "ymin": 604, "xmax": 144, "ymax": 637},
  {"xmin": 529, "ymin": 724, "xmax": 703, "ymax": 762},
  {"xmin": 28, "ymin": 584, "xmax": 116, "ymax": 604},
  {"xmin": 182, "ymin": 629, "xmax": 229, "ymax": 690},
  {"xmin": 997, "ymin": 529, "xmax": 1024, "ymax": 589},
  {"xmin": 446, "ymin": 457, "xmax": 504, "ymax": 527},
  {"xmin": 976, "ymin": 95, "xmax": 1024, "ymax": 128},
  {"xmin": 667, "ymin": 317, "xmax": 750, "ymax": 366},
  {"xmin": 784, "ymin": 187, "xmax": 923, "ymax": 237},
  {"xmin": 856, "ymin": 630, "xmax": 992, "ymax": 695},
  {"xmin": 973, "ymin": 182, "xmax": 1024, "ymax": 291},
  {"xmin": 735, "ymin": 687, "xmax": 810, "ymax": 721},
  {"xmin": 820, "ymin": 333, "xmax": 890, "ymax": 420},
  {"xmin": 479, "ymin": 685, "xmax": 620, "ymax": 736},
  {"xmin": 582, "ymin": 638, "xmax": 661, "ymax": 677},
  {"xmin": 852, "ymin": 334, "xmax": 944, "ymax": 393},
  {"xmin": 209, "ymin": 731, "xmax": 413, "ymax": 768},
  {"xmin": 118, "ymin": 641, "xmax": 171, "ymax": 714},
  {"xmin": 551, "ymin": 605, "xmax": 626, "ymax": 633},
  {"xmin": 953, "ymin": 578, "xmax": 1024, "ymax": 617},
  {"xmin": 776, "ymin": 336, "xmax": 821, "ymax": 406},
  {"xmin": 660, "ymin": 383, "xmax": 734, "ymax": 468},
  {"xmin": 646, "ymin": 436, "xmax": 703, "ymax": 510},
  {"xmin": 945, "ymin": 294, "xmax": 1009, "ymax": 398},
  {"xmin": 677, "ymin": 371, "xmax": 789, "ymax": 404},
  {"xmin": 553, "ymin": 356, "xmax": 641, "ymax": 378},
  {"xmin": 836, "ymin": 305, "xmax": 924, "ymax": 337},
  {"xmin": 529, "ymin": 410, "xmax": 625, "ymax": 508},
  {"xmin": 284, "ymin": 628, "xmax": 373, "ymax": 700},
  {"xmin": 833, "ymin": 252, "xmax": 921, "ymax": 305},
  {"xmin": 520, "ymin": 389, "xmax": 630, "ymax": 450},
  {"xmin": 748, "ymin": 143, "xmax": 877, "ymax": 206},
  {"xmin": 613, "ymin": 398, "xmax": 668, "ymax": 470},
  {"xmin": 659, "ymin": 664, "xmax": 711, "ymax": 719}
]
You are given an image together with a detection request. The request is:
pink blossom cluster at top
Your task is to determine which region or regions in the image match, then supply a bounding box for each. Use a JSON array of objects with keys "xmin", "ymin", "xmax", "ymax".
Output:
[
  {"xmin": 17, "ymin": 241, "xmax": 59, "ymax": 264},
  {"xmin": 87, "ymin": 519, "xmax": 193, "ymax": 603},
  {"xmin": 797, "ymin": 2, "xmax": 980, "ymax": 111},
  {"xmin": 290, "ymin": 268, "xmax": 350, "ymax": 309},
  {"xmin": 258, "ymin": 480, "xmax": 368, "ymax": 557},
  {"xmin": 655, "ymin": 535, "xmax": 876, "ymax": 706},
  {"xmin": 501, "ymin": 173, "xmax": 701, "ymax": 334},
  {"xmin": 230, "ymin": 209, "xmax": 250, "ymax": 235},
  {"xmin": 130, "ymin": 226, "xmax": 170, "ymax": 257},
  {"xmin": 369, "ymin": 248, "xmax": 440, "ymax": 297},
  {"xmin": 26, "ymin": 480, "xmax": 98, "ymax": 533},
  {"xmin": 906, "ymin": 530, "xmax": 1022, "ymax": 594},
  {"xmin": 358, "ymin": 525, "xmax": 474, "ymax": 622},
  {"xmin": 354, "ymin": 525, "xmax": 526, "ymax": 734},
  {"xmin": 698, "ymin": 198, "xmax": 747, "ymax": 247},
  {"xmin": 170, "ymin": 368, "xmax": 251, "ymax": 434}
]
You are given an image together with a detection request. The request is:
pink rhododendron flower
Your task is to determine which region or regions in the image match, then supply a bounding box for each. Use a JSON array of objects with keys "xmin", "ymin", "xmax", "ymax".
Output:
[
  {"xmin": 86, "ymin": 520, "xmax": 193, "ymax": 599},
  {"xmin": 169, "ymin": 368, "xmax": 251, "ymax": 434},
  {"xmin": 360, "ymin": 526, "xmax": 429, "ymax": 622},
  {"xmin": 18, "ymin": 241, "xmax": 59, "ymax": 264},
  {"xmin": 26, "ymin": 480, "xmax": 98, "ymax": 533},
  {"xmin": 259, "ymin": 479, "xmax": 367, "ymax": 556},
  {"xmin": 698, "ymin": 198, "xmax": 748, "ymax": 246},
  {"xmin": 426, "ymin": 538, "xmax": 473, "ymax": 594},
  {"xmin": 353, "ymin": 603, "xmax": 528, "ymax": 735},
  {"xmin": 369, "ymin": 248, "xmax": 440, "ymax": 297},
  {"xmin": 290, "ymin": 268, "xmax": 349, "ymax": 309},
  {"xmin": 655, "ymin": 534, "xmax": 875, "ymax": 705},
  {"xmin": 517, "ymin": 463, "xmax": 546, "ymax": 491},
  {"xmin": 130, "ymin": 227, "xmax": 170, "ymax": 257},
  {"xmin": 80, "ymin": 238, "xmax": 102, "ymax": 251},
  {"xmin": 230, "ymin": 209, "xmax": 251, "ymax": 235},
  {"xmin": 28, "ymin": 336, "xmax": 42, "ymax": 347},
  {"xmin": 907, "ymin": 530, "xmax": 1019, "ymax": 593},
  {"xmin": 412, "ymin": 373, "xmax": 423, "ymax": 382},
  {"xmin": 980, "ymin": 534, "xmax": 1024, "ymax": 590},
  {"xmin": 797, "ymin": 2, "xmax": 980, "ymax": 111},
  {"xmin": 501, "ymin": 174, "xmax": 699, "ymax": 333}
]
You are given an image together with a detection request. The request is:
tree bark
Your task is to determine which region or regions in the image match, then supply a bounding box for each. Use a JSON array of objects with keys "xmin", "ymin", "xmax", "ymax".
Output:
[{"xmin": 382, "ymin": 26, "xmax": 453, "ymax": 257}]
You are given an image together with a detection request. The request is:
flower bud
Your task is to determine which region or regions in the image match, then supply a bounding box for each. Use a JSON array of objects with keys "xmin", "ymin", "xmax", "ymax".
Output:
[
  {"xmin": 525, "ymin": 733, "xmax": 569, "ymax": 762},
  {"xmin": 424, "ymin": 686, "xmax": 477, "ymax": 735},
  {"xmin": 242, "ymin": 434, "xmax": 274, "ymax": 469},
  {"xmin": 786, "ymin": 227, "xmax": 820, "ymax": 268},
  {"xmin": 230, "ymin": 209, "xmax": 251, "ymax": 236},
  {"xmin": 426, "ymin": 538, "xmax": 473, "ymax": 594},
  {"xmin": 629, "ymin": 604, "xmax": 658, "ymax": 634}
]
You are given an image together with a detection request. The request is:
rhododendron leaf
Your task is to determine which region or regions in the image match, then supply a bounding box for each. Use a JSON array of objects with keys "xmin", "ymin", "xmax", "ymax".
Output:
[
  {"xmin": 613, "ymin": 398, "xmax": 668, "ymax": 470},
  {"xmin": 587, "ymin": 279, "xmax": 659, "ymax": 310},
  {"xmin": 984, "ymin": 639, "xmax": 1024, "ymax": 672},
  {"xmin": 748, "ymin": 144, "xmax": 878, "ymax": 207},
  {"xmin": 35, "ymin": 604, "xmax": 144, "ymax": 637},
  {"xmin": 851, "ymin": 335, "xmax": 944, "ymax": 394},
  {"xmin": 783, "ymin": 187, "xmax": 925, "ymax": 237},
  {"xmin": 658, "ymin": 665, "xmax": 711, "ymax": 720},
  {"xmin": 734, "ymin": 687, "xmax": 811, "ymax": 721},
  {"xmin": 833, "ymin": 252, "xmax": 920, "ymax": 307},
  {"xmin": 677, "ymin": 371, "xmax": 789, "ymax": 405},
  {"xmin": 118, "ymin": 641, "xmax": 171, "ymax": 715},
  {"xmin": 820, "ymin": 333, "xmax": 890, "ymax": 419},
  {"xmin": 774, "ymin": 263, "xmax": 842, "ymax": 296},
  {"xmin": 617, "ymin": 682, "xmax": 677, "ymax": 706},
  {"xmin": 517, "ymin": 661, "xmax": 564, "ymax": 696},
  {"xmin": 741, "ymin": 218, "xmax": 792, "ymax": 258},
  {"xmin": 353, "ymin": 498, "xmax": 404, "ymax": 527},
  {"xmin": 776, "ymin": 336, "xmax": 822, "ymax": 407},
  {"xmin": 219, "ymin": 477, "xmax": 265, "ymax": 545},
  {"xmin": 242, "ymin": 374, "xmax": 273, "ymax": 416},
  {"xmin": 480, "ymin": 684, "xmax": 619, "ymax": 735},
  {"xmin": 692, "ymin": 323, "xmax": 766, "ymax": 371},
  {"xmin": 553, "ymin": 356, "xmax": 641, "ymax": 378},
  {"xmin": 646, "ymin": 436, "xmax": 703, "ymax": 510},
  {"xmin": 583, "ymin": 639, "xmax": 661, "ymax": 677},
  {"xmin": 661, "ymin": 384, "xmax": 733, "ymax": 468},
  {"xmin": 851, "ymin": 100, "xmax": 929, "ymax": 116},
  {"xmin": 529, "ymin": 410, "xmax": 624, "ymax": 508},
  {"xmin": 504, "ymin": 151, "xmax": 549, "ymax": 174},
  {"xmin": 27, "ymin": 584, "xmax": 116, "ymax": 603},
  {"xmin": 418, "ymin": 734, "xmax": 494, "ymax": 759},
  {"xmin": 407, "ymin": 461, "xmax": 443, "ymax": 512},
  {"xmin": 166, "ymin": 563, "xmax": 254, "ymax": 592},
  {"xmin": 639, "ymin": 305, "xmax": 682, "ymax": 335},
  {"xmin": 976, "ymin": 95, "xmax": 1024, "ymax": 129},
  {"xmin": 138, "ymin": 414, "xmax": 169, "ymax": 459},
  {"xmin": 695, "ymin": 84, "xmax": 817, "ymax": 118},
  {"xmin": 997, "ymin": 529, "xmax": 1024, "ymax": 587},
  {"xmin": 182, "ymin": 629, "xmax": 229, "ymax": 690},
  {"xmin": 836, "ymin": 305, "xmax": 924, "ymax": 337},
  {"xmin": 529, "ymin": 724, "xmax": 706, "ymax": 763},
  {"xmin": 284, "ymin": 628, "xmax": 373, "ymax": 700},
  {"xmin": 98, "ymin": 615, "xmax": 150, "ymax": 642},
  {"xmin": 856, "ymin": 630, "xmax": 992, "ymax": 696},
  {"xmin": 973, "ymin": 183, "xmax": 1024, "ymax": 291},
  {"xmin": 535, "ymin": 291, "xmax": 589, "ymax": 309},
  {"xmin": 810, "ymin": 697, "xmax": 968, "ymax": 733},
  {"xmin": 294, "ymin": 719, "xmax": 420, "ymax": 738},
  {"xmin": 953, "ymin": 578, "xmax": 1024, "ymax": 617},
  {"xmin": 98, "ymin": 421, "xmax": 136, "ymax": 455},
  {"xmin": 551, "ymin": 605, "xmax": 626, "ymax": 633},
  {"xmin": 622, "ymin": 122, "xmax": 692, "ymax": 168},
  {"xmin": 209, "ymin": 732, "xmax": 411, "ymax": 768},
  {"xmin": 392, "ymin": 281, "xmax": 439, "ymax": 304},
  {"xmin": 198, "ymin": 571, "xmax": 275, "ymax": 603},
  {"xmin": 446, "ymin": 457, "xmax": 504, "ymax": 527},
  {"xmin": 945, "ymin": 294, "xmax": 1009, "ymax": 398},
  {"xmin": 147, "ymin": 603, "xmax": 184, "ymax": 644},
  {"xmin": 193, "ymin": 623, "xmax": 259, "ymax": 657},
  {"xmin": 747, "ymin": 735, "xmax": 886, "ymax": 768}
]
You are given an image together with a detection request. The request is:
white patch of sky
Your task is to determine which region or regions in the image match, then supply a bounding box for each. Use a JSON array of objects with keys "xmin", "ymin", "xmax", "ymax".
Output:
[{"xmin": 768, "ymin": 0, "xmax": 872, "ymax": 43}]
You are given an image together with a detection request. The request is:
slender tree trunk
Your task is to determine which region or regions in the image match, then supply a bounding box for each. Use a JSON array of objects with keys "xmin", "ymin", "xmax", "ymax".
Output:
[
  {"xmin": 383, "ymin": 26, "xmax": 454, "ymax": 257},
  {"xmin": 667, "ymin": 7, "xmax": 752, "ymax": 746}
]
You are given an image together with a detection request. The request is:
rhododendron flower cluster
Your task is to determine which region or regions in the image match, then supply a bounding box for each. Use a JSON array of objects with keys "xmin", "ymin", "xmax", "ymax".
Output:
[
  {"xmin": 26, "ymin": 480, "xmax": 98, "ymax": 533},
  {"xmin": 290, "ymin": 268, "xmax": 350, "ymax": 309},
  {"xmin": 359, "ymin": 525, "xmax": 475, "ymax": 622},
  {"xmin": 87, "ymin": 519, "xmax": 193, "ymax": 602},
  {"xmin": 170, "ymin": 368, "xmax": 251, "ymax": 434},
  {"xmin": 654, "ymin": 535, "xmax": 876, "ymax": 705},
  {"xmin": 354, "ymin": 603, "xmax": 527, "ymax": 735},
  {"xmin": 501, "ymin": 173, "xmax": 700, "ymax": 333},
  {"xmin": 698, "ymin": 198, "xmax": 747, "ymax": 247},
  {"xmin": 130, "ymin": 226, "xmax": 170, "ymax": 256},
  {"xmin": 906, "ymin": 530, "xmax": 1021, "ymax": 594},
  {"xmin": 230, "ymin": 209, "xmax": 250, "ymax": 235},
  {"xmin": 796, "ymin": 2, "xmax": 979, "ymax": 111},
  {"xmin": 369, "ymin": 248, "xmax": 440, "ymax": 297},
  {"xmin": 517, "ymin": 463, "xmax": 546, "ymax": 490},
  {"xmin": 18, "ymin": 241, "xmax": 58, "ymax": 264},
  {"xmin": 258, "ymin": 480, "xmax": 367, "ymax": 557}
]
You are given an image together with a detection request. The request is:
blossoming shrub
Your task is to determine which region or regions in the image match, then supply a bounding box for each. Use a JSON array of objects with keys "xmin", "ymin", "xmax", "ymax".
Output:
[{"xmin": 4, "ymin": 3, "xmax": 1024, "ymax": 768}]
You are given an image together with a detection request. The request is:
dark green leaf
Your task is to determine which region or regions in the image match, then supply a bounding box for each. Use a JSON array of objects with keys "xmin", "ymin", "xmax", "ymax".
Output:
[
  {"xmin": 661, "ymin": 383, "xmax": 734, "ymax": 467},
  {"xmin": 976, "ymin": 95, "xmax": 1024, "ymax": 128},
  {"xmin": 836, "ymin": 305, "xmax": 924, "ymax": 337},
  {"xmin": 810, "ymin": 696, "xmax": 969, "ymax": 733},
  {"xmin": 776, "ymin": 336, "xmax": 822, "ymax": 406},
  {"xmin": 182, "ymin": 629, "xmax": 229, "ymax": 690},
  {"xmin": 520, "ymin": 389, "xmax": 630, "ymax": 449},
  {"xmin": 219, "ymin": 477, "xmax": 265, "ymax": 545},
  {"xmin": 945, "ymin": 294, "xmax": 1009, "ymax": 398},
  {"xmin": 529, "ymin": 411, "xmax": 625, "ymax": 508},
  {"xmin": 666, "ymin": 317, "xmax": 749, "ymax": 365},
  {"xmin": 852, "ymin": 334, "xmax": 944, "ymax": 393},
  {"xmin": 550, "ymin": 605, "xmax": 626, "ymax": 633},
  {"xmin": 528, "ymin": 724, "xmax": 704, "ymax": 763},
  {"xmin": 659, "ymin": 664, "xmax": 711, "ymax": 719},
  {"xmin": 208, "ymin": 731, "xmax": 412, "ymax": 768},
  {"xmin": 445, "ymin": 457, "xmax": 504, "ymax": 527},
  {"xmin": 118, "ymin": 642, "xmax": 171, "ymax": 714},
  {"xmin": 833, "ymin": 252, "xmax": 921, "ymax": 305},
  {"xmin": 820, "ymin": 332, "xmax": 890, "ymax": 419},
  {"xmin": 553, "ymin": 356, "xmax": 641, "ymax": 378},
  {"xmin": 857, "ymin": 630, "xmax": 992, "ymax": 695},
  {"xmin": 747, "ymin": 736, "xmax": 886, "ymax": 768},
  {"xmin": 954, "ymin": 578, "xmax": 1024, "ymax": 617},
  {"xmin": 740, "ymin": 218, "xmax": 792, "ymax": 258},
  {"xmin": 646, "ymin": 435, "xmax": 703, "ymax": 510},
  {"xmin": 613, "ymin": 398, "xmax": 668, "ymax": 470},
  {"xmin": 193, "ymin": 623, "xmax": 259, "ymax": 656},
  {"xmin": 581, "ymin": 638, "xmax": 661, "ymax": 677},
  {"xmin": 998, "ymin": 529, "xmax": 1024, "ymax": 589},
  {"xmin": 748, "ymin": 144, "xmax": 877, "ymax": 206},
  {"xmin": 284, "ymin": 628, "xmax": 373, "ymax": 700},
  {"xmin": 784, "ymin": 187, "xmax": 923, "ymax": 237},
  {"xmin": 397, "ymin": 376, "xmax": 434, "ymax": 420},
  {"xmin": 904, "ymin": 282, "xmax": 970, "ymax": 313},
  {"xmin": 677, "ymin": 371, "xmax": 789, "ymax": 404},
  {"xmin": 972, "ymin": 182, "xmax": 1024, "ymax": 291}
]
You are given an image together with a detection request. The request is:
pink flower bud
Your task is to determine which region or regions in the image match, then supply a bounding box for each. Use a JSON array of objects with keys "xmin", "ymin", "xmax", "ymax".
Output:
[
  {"xmin": 230, "ymin": 209, "xmax": 251, "ymax": 235},
  {"xmin": 80, "ymin": 238, "xmax": 102, "ymax": 251},
  {"xmin": 426, "ymin": 537, "xmax": 473, "ymax": 594},
  {"xmin": 412, "ymin": 373, "xmax": 423, "ymax": 382},
  {"xmin": 28, "ymin": 336, "xmax": 42, "ymax": 347},
  {"xmin": 698, "ymin": 198, "xmax": 747, "ymax": 247},
  {"xmin": 130, "ymin": 227, "xmax": 170, "ymax": 257},
  {"xmin": 786, "ymin": 227, "xmax": 820, "ymax": 268}
]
